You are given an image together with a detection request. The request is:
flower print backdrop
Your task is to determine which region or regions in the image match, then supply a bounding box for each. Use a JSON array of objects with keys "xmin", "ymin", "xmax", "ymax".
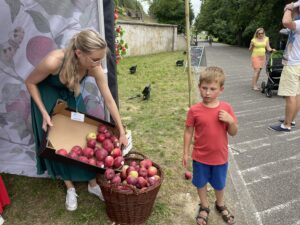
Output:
[{"xmin": 0, "ymin": 0, "xmax": 106, "ymax": 176}]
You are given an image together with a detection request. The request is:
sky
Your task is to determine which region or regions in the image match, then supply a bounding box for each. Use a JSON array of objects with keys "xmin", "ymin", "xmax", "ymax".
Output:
[{"xmin": 139, "ymin": 0, "xmax": 201, "ymax": 18}]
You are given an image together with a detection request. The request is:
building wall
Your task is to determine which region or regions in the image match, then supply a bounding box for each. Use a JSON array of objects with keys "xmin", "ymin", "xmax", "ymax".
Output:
[{"xmin": 118, "ymin": 21, "xmax": 186, "ymax": 56}]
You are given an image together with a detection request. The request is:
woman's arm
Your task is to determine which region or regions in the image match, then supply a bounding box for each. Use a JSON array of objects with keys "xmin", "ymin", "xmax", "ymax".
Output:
[
  {"xmin": 25, "ymin": 50, "xmax": 63, "ymax": 131},
  {"xmin": 90, "ymin": 66, "xmax": 128, "ymax": 146},
  {"xmin": 249, "ymin": 40, "xmax": 254, "ymax": 51}
]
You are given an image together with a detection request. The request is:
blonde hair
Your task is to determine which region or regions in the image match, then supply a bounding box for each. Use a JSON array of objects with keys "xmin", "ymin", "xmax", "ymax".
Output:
[
  {"xmin": 199, "ymin": 66, "xmax": 225, "ymax": 87},
  {"xmin": 254, "ymin": 27, "xmax": 265, "ymax": 38},
  {"xmin": 60, "ymin": 29, "xmax": 107, "ymax": 96}
]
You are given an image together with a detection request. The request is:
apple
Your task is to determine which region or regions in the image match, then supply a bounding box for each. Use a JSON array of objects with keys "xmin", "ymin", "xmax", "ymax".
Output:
[
  {"xmin": 87, "ymin": 139, "xmax": 96, "ymax": 149},
  {"xmin": 70, "ymin": 145, "xmax": 82, "ymax": 156},
  {"xmin": 96, "ymin": 160, "xmax": 104, "ymax": 168},
  {"xmin": 185, "ymin": 171, "xmax": 192, "ymax": 180},
  {"xmin": 88, "ymin": 158, "xmax": 97, "ymax": 166},
  {"xmin": 86, "ymin": 132, "xmax": 97, "ymax": 141},
  {"xmin": 104, "ymin": 155, "xmax": 114, "ymax": 168},
  {"xmin": 82, "ymin": 147, "xmax": 94, "ymax": 158},
  {"xmin": 126, "ymin": 166, "xmax": 136, "ymax": 175},
  {"xmin": 56, "ymin": 149, "xmax": 68, "ymax": 156},
  {"xmin": 104, "ymin": 130, "xmax": 112, "ymax": 138},
  {"xmin": 113, "ymin": 156, "xmax": 124, "ymax": 168},
  {"xmin": 140, "ymin": 159, "xmax": 152, "ymax": 169},
  {"xmin": 121, "ymin": 165, "xmax": 129, "ymax": 179},
  {"xmin": 96, "ymin": 133, "xmax": 106, "ymax": 143},
  {"xmin": 130, "ymin": 161, "xmax": 138, "ymax": 167},
  {"xmin": 128, "ymin": 170, "xmax": 138, "ymax": 178},
  {"xmin": 138, "ymin": 167, "xmax": 148, "ymax": 178},
  {"xmin": 148, "ymin": 166, "xmax": 158, "ymax": 177},
  {"xmin": 68, "ymin": 151, "xmax": 78, "ymax": 160},
  {"xmin": 126, "ymin": 175, "xmax": 138, "ymax": 186},
  {"xmin": 78, "ymin": 156, "xmax": 89, "ymax": 164},
  {"xmin": 111, "ymin": 148, "xmax": 122, "ymax": 158},
  {"xmin": 148, "ymin": 175, "xmax": 160, "ymax": 186},
  {"xmin": 136, "ymin": 177, "xmax": 148, "ymax": 189},
  {"xmin": 110, "ymin": 135, "xmax": 118, "ymax": 143},
  {"xmin": 105, "ymin": 168, "xmax": 115, "ymax": 180},
  {"xmin": 98, "ymin": 124, "xmax": 108, "ymax": 133},
  {"xmin": 95, "ymin": 148, "xmax": 108, "ymax": 161},
  {"xmin": 102, "ymin": 139, "xmax": 114, "ymax": 152},
  {"xmin": 111, "ymin": 175, "xmax": 121, "ymax": 185}
]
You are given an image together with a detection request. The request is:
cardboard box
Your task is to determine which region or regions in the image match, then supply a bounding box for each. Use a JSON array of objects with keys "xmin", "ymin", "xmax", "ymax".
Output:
[{"xmin": 39, "ymin": 101, "xmax": 131, "ymax": 173}]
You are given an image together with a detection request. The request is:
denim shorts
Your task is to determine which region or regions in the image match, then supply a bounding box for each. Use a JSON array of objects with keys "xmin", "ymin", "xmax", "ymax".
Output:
[{"xmin": 192, "ymin": 160, "xmax": 228, "ymax": 191}]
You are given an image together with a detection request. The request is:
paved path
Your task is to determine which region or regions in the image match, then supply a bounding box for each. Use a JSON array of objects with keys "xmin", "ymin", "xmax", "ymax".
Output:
[{"xmin": 197, "ymin": 42, "xmax": 300, "ymax": 225}]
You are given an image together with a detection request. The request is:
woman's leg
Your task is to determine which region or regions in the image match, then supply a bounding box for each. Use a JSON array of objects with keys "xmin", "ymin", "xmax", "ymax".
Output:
[
  {"xmin": 64, "ymin": 180, "xmax": 77, "ymax": 211},
  {"xmin": 252, "ymin": 68, "xmax": 261, "ymax": 89}
]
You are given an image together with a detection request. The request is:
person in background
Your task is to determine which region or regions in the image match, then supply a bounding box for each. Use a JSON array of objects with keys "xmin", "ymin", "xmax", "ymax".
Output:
[
  {"xmin": 269, "ymin": 2, "xmax": 300, "ymax": 132},
  {"xmin": 0, "ymin": 175, "xmax": 10, "ymax": 225},
  {"xmin": 182, "ymin": 67, "xmax": 238, "ymax": 225},
  {"xmin": 25, "ymin": 29, "xmax": 128, "ymax": 211},
  {"xmin": 249, "ymin": 28, "xmax": 276, "ymax": 90}
]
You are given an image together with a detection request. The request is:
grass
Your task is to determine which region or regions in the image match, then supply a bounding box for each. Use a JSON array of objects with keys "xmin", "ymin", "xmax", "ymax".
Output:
[{"xmin": 1, "ymin": 51, "xmax": 217, "ymax": 225}]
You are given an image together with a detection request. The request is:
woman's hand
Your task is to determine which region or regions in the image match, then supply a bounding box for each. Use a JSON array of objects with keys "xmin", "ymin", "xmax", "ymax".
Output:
[
  {"xmin": 119, "ymin": 133, "xmax": 128, "ymax": 149},
  {"xmin": 42, "ymin": 112, "xmax": 53, "ymax": 132}
]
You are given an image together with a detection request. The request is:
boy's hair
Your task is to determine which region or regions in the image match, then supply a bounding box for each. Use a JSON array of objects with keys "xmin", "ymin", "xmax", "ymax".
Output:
[{"xmin": 199, "ymin": 66, "xmax": 225, "ymax": 87}]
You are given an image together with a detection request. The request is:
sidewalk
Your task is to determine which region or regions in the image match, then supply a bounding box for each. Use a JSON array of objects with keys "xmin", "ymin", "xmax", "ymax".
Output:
[{"xmin": 194, "ymin": 42, "xmax": 300, "ymax": 225}]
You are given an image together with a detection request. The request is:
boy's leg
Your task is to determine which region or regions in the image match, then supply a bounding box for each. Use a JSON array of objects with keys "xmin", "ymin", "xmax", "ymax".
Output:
[
  {"xmin": 196, "ymin": 185, "xmax": 209, "ymax": 225},
  {"xmin": 197, "ymin": 185, "xmax": 209, "ymax": 208},
  {"xmin": 215, "ymin": 189, "xmax": 235, "ymax": 224}
]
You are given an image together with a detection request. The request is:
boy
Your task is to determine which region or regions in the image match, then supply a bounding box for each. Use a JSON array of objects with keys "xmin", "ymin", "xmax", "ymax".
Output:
[{"xmin": 182, "ymin": 67, "xmax": 237, "ymax": 225}]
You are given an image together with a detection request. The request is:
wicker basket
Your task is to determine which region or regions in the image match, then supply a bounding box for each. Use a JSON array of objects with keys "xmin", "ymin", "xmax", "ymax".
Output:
[{"xmin": 97, "ymin": 152, "xmax": 164, "ymax": 225}]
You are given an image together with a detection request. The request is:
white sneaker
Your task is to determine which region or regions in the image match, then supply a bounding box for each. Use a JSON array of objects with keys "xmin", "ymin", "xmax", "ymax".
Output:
[
  {"xmin": 0, "ymin": 215, "xmax": 4, "ymax": 225},
  {"xmin": 65, "ymin": 187, "xmax": 78, "ymax": 211},
  {"xmin": 88, "ymin": 184, "xmax": 104, "ymax": 201}
]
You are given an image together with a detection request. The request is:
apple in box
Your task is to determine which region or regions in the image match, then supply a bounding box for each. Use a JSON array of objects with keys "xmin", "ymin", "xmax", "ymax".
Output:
[
  {"xmin": 86, "ymin": 132, "xmax": 96, "ymax": 141},
  {"xmin": 114, "ymin": 156, "xmax": 124, "ymax": 168},
  {"xmin": 111, "ymin": 148, "xmax": 122, "ymax": 158},
  {"xmin": 102, "ymin": 139, "xmax": 114, "ymax": 152},
  {"xmin": 104, "ymin": 155, "xmax": 114, "ymax": 168},
  {"xmin": 70, "ymin": 145, "xmax": 83, "ymax": 156},
  {"xmin": 82, "ymin": 147, "xmax": 94, "ymax": 158},
  {"xmin": 98, "ymin": 124, "xmax": 108, "ymax": 133},
  {"xmin": 96, "ymin": 133, "xmax": 106, "ymax": 143},
  {"xmin": 56, "ymin": 148, "xmax": 68, "ymax": 156},
  {"xmin": 95, "ymin": 148, "xmax": 108, "ymax": 161},
  {"xmin": 105, "ymin": 168, "xmax": 115, "ymax": 180}
]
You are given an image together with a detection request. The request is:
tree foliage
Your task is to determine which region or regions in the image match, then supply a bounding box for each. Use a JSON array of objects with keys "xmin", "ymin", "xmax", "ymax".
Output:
[
  {"xmin": 194, "ymin": 0, "xmax": 293, "ymax": 47},
  {"xmin": 148, "ymin": 0, "xmax": 195, "ymax": 33}
]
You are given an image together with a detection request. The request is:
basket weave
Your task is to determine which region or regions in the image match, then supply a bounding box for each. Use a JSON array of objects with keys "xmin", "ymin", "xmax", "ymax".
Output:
[{"xmin": 98, "ymin": 152, "xmax": 164, "ymax": 225}]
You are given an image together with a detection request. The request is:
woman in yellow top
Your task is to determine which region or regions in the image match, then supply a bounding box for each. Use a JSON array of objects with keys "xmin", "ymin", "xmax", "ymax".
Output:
[{"xmin": 249, "ymin": 28, "xmax": 276, "ymax": 90}]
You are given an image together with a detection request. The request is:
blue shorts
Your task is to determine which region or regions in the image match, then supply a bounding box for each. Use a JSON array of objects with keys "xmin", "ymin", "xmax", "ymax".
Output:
[{"xmin": 192, "ymin": 160, "xmax": 228, "ymax": 191}]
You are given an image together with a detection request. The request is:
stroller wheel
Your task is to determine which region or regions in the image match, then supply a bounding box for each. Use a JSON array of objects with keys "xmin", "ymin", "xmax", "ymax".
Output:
[
  {"xmin": 261, "ymin": 81, "xmax": 266, "ymax": 93},
  {"xmin": 266, "ymin": 88, "xmax": 273, "ymax": 98}
]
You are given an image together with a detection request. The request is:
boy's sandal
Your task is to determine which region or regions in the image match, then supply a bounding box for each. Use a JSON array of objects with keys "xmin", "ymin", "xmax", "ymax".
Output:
[
  {"xmin": 215, "ymin": 202, "xmax": 235, "ymax": 224},
  {"xmin": 195, "ymin": 204, "xmax": 210, "ymax": 225}
]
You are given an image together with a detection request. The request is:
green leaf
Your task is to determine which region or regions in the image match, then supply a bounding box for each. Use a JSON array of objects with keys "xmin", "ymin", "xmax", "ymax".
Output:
[
  {"xmin": 35, "ymin": 0, "xmax": 73, "ymax": 18},
  {"xmin": 26, "ymin": 10, "xmax": 51, "ymax": 33},
  {"xmin": 5, "ymin": 0, "xmax": 21, "ymax": 23}
]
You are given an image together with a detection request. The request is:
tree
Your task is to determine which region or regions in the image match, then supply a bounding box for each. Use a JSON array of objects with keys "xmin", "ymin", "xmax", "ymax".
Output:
[{"xmin": 149, "ymin": 0, "xmax": 194, "ymax": 33}]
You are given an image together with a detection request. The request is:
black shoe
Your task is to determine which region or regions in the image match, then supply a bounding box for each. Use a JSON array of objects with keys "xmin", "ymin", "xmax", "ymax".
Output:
[
  {"xmin": 278, "ymin": 119, "xmax": 296, "ymax": 127},
  {"xmin": 269, "ymin": 124, "xmax": 291, "ymax": 132}
]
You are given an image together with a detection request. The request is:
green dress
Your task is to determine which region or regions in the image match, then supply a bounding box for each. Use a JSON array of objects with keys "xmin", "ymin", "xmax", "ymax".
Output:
[{"xmin": 31, "ymin": 73, "xmax": 96, "ymax": 181}]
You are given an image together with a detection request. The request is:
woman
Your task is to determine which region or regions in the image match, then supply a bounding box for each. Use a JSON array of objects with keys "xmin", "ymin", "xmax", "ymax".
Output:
[
  {"xmin": 0, "ymin": 175, "xmax": 10, "ymax": 224},
  {"xmin": 249, "ymin": 28, "xmax": 276, "ymax": 90},
  {"xmin": 25, "ymin": 29, "xmax": 128, "ymax": 211}
]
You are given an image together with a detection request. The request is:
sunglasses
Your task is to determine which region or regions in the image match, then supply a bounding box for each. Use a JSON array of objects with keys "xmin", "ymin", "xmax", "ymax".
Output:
[{"xmin": 258, "ymin": 32, "xmax": 264, "ymax": 35}]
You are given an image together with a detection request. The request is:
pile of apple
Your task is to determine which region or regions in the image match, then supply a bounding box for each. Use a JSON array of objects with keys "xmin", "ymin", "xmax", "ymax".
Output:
[
  {"xmin": 103, "ymin": 158, "xmax": 161, "ymax": 191},
  {"xmin": 56, "ymin": 124, "xmax": 124, "ymax": 169}
]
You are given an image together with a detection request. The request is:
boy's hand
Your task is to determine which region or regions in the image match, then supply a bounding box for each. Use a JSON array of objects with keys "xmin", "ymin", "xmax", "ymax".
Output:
[
  {"xmin": 182, "ymin": 154, "xmax": 188, "ymax": 168},
  {"xmin": 218, "ymin": 110, "xmax": 234, "ymax": 125}
]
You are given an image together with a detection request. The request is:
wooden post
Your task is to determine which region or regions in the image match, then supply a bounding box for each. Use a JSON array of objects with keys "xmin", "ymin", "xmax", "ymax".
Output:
[{"xmin": 185, "ymin": 0, "xmax": 192, "ymax": 107}]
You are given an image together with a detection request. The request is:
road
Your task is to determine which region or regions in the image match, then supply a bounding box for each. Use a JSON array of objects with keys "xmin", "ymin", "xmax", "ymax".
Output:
[{"xmin": 197, "ymin": 42, "xmax": 300, "ymax": 225}]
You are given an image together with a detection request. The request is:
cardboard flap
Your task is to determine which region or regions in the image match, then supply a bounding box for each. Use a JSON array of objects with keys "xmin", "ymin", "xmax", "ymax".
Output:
[{"xmin": 48, "ymin": 114, "xmax": 97, "ymax": 151}]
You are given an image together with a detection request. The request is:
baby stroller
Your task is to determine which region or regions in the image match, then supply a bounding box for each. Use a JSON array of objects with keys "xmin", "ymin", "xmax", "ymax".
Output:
[{"xmin": 261, "ymin": 50, "xmax": 284, "ymax": 97}]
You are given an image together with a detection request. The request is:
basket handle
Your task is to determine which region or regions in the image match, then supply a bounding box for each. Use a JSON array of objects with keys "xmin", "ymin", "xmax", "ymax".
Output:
[
  {"xmin": 110, "ymin": 182, "xmax": 139, "ymax": 195},
  {"xmin": 124, "ymin": 151, "xmax": 147, "ymax": 160}
]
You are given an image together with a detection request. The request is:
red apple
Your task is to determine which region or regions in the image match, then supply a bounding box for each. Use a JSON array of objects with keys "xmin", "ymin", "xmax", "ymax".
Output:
[
  {"xmin": 130, "ymin": 161, "xmax": 138, "ymax": 167},
  {"xmin": 111, "ymin": 148, "xmax": 122, "ymax": 158},
  {"xmin": 56, "ymin": 149, "xmax": 68, "ymax": 156},
  {"xmin": 96, "ymin": 160, "xmax": 104, "ymax": 168},
  {"xmin": 87, "ymin": 139, "xmax": 96, "ymax": 149},
  {"xmin": 126, "ymin": 175, "xmax": 138, "ymax": 186},
  {"xmin": 138, "ymin": 167, "xmax": 148, "ymax": 178},
  {"xmin": 148, "ymin": 175, "xmax": 160, "ymax": 186},
  {"xmin": 105, "ymin": 168, "xmax": 115, "ymax": 180},
  {"xmin": 111, "ymin": 175, "xmax": 121, "ymax": 185},
  {"xmin": 110, "ymin": 135, "xmax": 118, "ymax": 143},
  {"xmin": 102, "ymin": 139, "xmax": 114, "ymax": 152},
  {"xmin": 98, "ymin": 124, "xmax": 108, "ymax": 133},
  {"xmin": 104, "ymin": 130, "xmax": 112, "ymax": 138},
  {"xmin": 126, "ymin": 166, "xmax": 136, "ymax": 175},
  {"xmin": 140, "ymin": 159, "xmax": 152, "ymax": 169},
  {"xmin": 185, "ymin": 171, "xmax": 192, "ymax": 180},
  {"xmin": 68, "ymin": 151, "xmax": 78, "ymax": 159},
  {"xmin": 70, "ymin": 145, "xmax": 82, "ymax": 156},
  {"xmin": 148, "ymin": 166, "xmax": 158, "ymax": 177},
  {"xmin": 104, "ymin": 155, "xmax": 114, "ymax": 168},
  {"xmin": 82, "ymin": 147, "xmax": 94, "ymax": 158},
  {"xmin": 114, "ymin": 156, "xmax": 124, "ymax": 168},
  {"xmin": 96, "ymin": 133, "xmax": 106, "ymax": 143},
  {"xmin": 88, "ymin": 158, "xmax": 97, "ymax": 166},
  {"xmin": 78, "ymin": 156, "xmax": 89, "ymax": 164},
  {"xmin": 95, "ymin": 148, "xmax": 108, "ymax": 161},
  {"xmin": 136, "ymin": 177, "xmax": 148, "ymax": 189}
]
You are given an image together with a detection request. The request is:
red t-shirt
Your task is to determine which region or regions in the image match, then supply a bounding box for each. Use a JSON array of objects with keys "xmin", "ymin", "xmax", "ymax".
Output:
[{"xmin": 185, "ymin": 101, "xmax": 237, "ymax": 165}]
